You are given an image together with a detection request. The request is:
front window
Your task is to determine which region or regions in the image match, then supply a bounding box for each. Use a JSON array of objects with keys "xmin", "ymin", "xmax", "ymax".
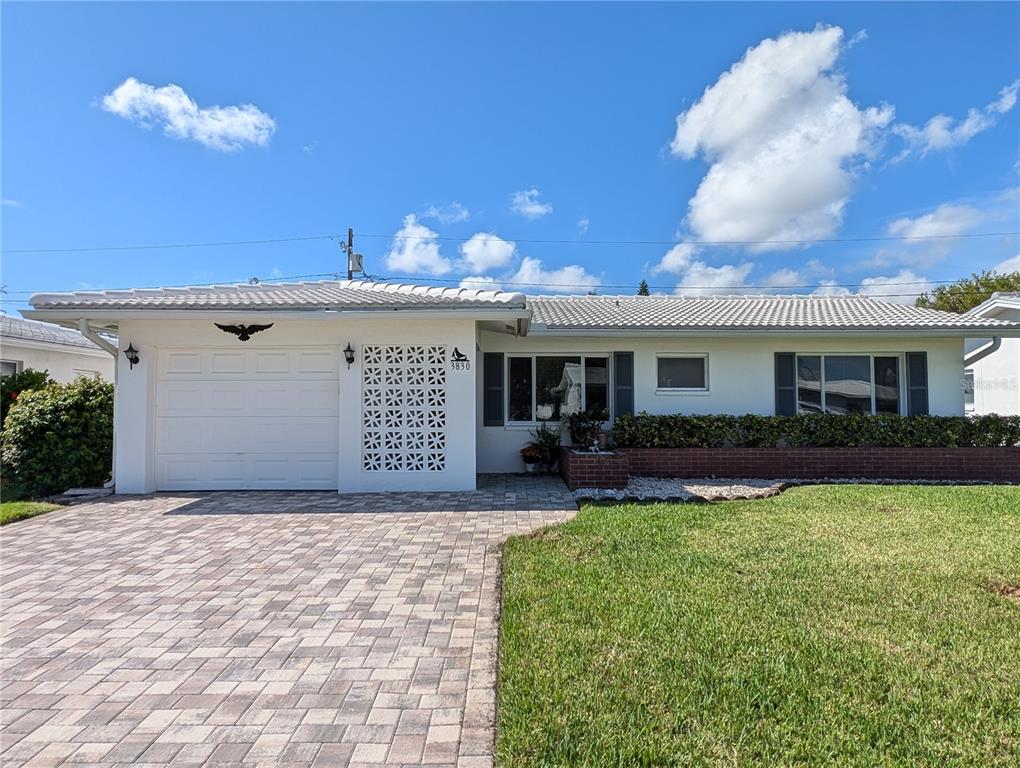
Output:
[
  {"xmin": 507, "ymin": 355, "xmax": 609, "ymax": 423},
  {"xmin": 1, "ymin": 360, "xmax": 21, "ymax": 378},
  {"xmin": 797, "ymin": 353, "xmax": 901, "ymax": 415},
  {"xmin": 963, "ymin": 369, "xmax": 975, "ymax": 410},
  {"xmin": 656, "ymin": 355, "xmax": 708, "ymax": 390}
]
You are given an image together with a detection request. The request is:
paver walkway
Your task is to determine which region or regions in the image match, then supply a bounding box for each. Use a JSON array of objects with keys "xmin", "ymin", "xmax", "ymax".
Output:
[{"xmin": 0, "ymin": 475, "xmax": 577, "ymax": 768}]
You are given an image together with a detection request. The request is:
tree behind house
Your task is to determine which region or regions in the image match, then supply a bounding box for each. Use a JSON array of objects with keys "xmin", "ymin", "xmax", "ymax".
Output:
[
  {"xmin": 916, "ymin": 270, "xmax": 1020, "ymax": 313},
  {"xmin": 637, "ymin": 279, "xmax": 650, "ymax": 296}
]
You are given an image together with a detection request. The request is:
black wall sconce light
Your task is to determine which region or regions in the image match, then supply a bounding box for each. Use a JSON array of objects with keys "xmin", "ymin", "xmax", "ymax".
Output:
[
  {"xmin": 343, "ymin": 342, "xmax": 355, "ymax": 370},
  {"xmin": 124, "ymin": 343, "xmax": 140, "ymax": 370}
]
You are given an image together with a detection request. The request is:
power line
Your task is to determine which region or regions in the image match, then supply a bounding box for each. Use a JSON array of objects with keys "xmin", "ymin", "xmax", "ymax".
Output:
[
  {"xmin": 366, "ymin": 231, "xmax": 1019, "ymax": 247},
  {"xmin": 1, "ymin": 234, "xmax": 339, "ymax": 255},
  {"xmin": 2, "ymin": 229, "xmax": 1016, "ymax": 255}
]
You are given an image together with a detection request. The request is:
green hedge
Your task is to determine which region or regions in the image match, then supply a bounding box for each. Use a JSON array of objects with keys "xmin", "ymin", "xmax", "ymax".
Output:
[
  {"xmin": 1, "ymin": 377, "xmax": 114, "ymax": 499},
  {"xmin": 1, "ymin": 368, "xmax": 53, "ymax": 426},
  {"xmin": 610, "ymin": 413, "xmax": 1020, "ymax": 449}
]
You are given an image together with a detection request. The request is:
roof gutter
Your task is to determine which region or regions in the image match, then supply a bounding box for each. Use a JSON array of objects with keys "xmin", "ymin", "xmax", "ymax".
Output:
[
  {"xmin": 963, "ymin": 336, "xmax": 1002, "ymax": 367},
  {"xmin": 78, "ymin": 320, "xmax": 118, "ymax": 356}
]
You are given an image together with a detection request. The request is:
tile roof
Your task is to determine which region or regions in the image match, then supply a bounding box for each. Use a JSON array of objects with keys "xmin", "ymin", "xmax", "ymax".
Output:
[
  {"xmin": 528, "ymin": 294, "xmax": 1020, "ymax": 332},
  {"xmin": 1, "ymin": 315, "xmax": 105, "ymax": 349},
  {"xmin": 29, "ymin": 280, "xmax": 528, "ymax": 311}
]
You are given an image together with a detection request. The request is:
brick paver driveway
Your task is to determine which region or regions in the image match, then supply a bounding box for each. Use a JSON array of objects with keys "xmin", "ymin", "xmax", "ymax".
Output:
[{"xmin": 0, "ymin": 476, "xmax": 576, "ymax": 767}]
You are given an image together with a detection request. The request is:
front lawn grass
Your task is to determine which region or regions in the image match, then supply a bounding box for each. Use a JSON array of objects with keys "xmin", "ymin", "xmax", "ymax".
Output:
[
  {"xmin": 497, "ymin": 485, "xmax": 1020, "ymax": 767},
  {"xmin": 0, "ymin": 500, "xmax": 61, "ymax": 526}
]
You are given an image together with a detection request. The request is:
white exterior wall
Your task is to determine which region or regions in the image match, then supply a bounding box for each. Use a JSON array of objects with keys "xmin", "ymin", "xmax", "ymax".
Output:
[
  {"xmin": 966, "ymin": 305, "xmax": 1020, "ymax": 415},
  {"xmin": 0, "ymin": 339, "xmax": 114, "ymax": 382},
  {"xmin": 476, "ymin": 331, "xmax": 965, "ymax": 472},
  {"xmin": 113, "ymin": 316, "xmax": 478, "ymax": 494}
]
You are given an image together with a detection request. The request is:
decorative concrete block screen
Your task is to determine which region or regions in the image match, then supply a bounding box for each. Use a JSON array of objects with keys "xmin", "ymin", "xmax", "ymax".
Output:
[{"xmin": 362, "ymin": 345, "xmax": 447, "ymax": 472}]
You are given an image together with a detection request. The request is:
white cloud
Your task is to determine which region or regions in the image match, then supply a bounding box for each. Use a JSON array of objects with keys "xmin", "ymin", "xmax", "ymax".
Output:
[
  {"xmin": 101, "ymin": 77, "xmax": 276, "ymax": 152},
  {"xmin": 459, "ymin": 275, "xmax": 500, "ymax": 290},
  {"xmin": 459, "ymin": 233, "xmax": 516, "ymax": 272},
  {"xmin": 384, "ymin": 214, "xmax": 452, "ymax": 275},
  {"xmin": 804, "ymin": 258, "xmax": 834, "ymax": 278},
  {"xmin": 269, "ymin": 266, "xmax": 283, "ymax": 279},
  {"xmin": 576, "ymin": 217, "xmax": 590, "ymax": 235},
  {"xmin": 846, "ymin": 29, "xmax": 868, "ymax": 48},
  {"xmin": 510, "ymin": 188, "xmax": 553, "ymax": 219},
  {"xmin": 507, "ymin": 257, "xmax": 599, "ymax": 294},
  {"xmin": 994, "ymin": 254, "xmax": 1020, "ymax": 274},
  {"xmin": 893, "ymin": 80, "xmax": 1019, "ymax": 158},
  {"xmin": 887, "ymin": 204, "xmax": 983, "ymax": 240},
  {"xmin": 422, "ymin": 202, "xmax": 470, "ymax": 224},
  {"xmin": 671, "ymin": 26, "xmax": 893, "ymax": 251},
  {"xmin": 762, "ymin": 268, "xmax": 802, "ymax": 289},
  {"xmin": 652, "ymin": 242, "xmax": 696, "ymax": 275},
  {"xmin": 812, "ymin": 280, "xmax": 851, "ymax": 297},
  {"xmin": 674, "ymin": 261, "xmax": 754, "ymax": 297},
  {"xmin": 857, "ymin": 269, "xmax": 934, "ymax": 304},
  {"xmin": 2, "ymin": 199, "xmax": 24, "ymax": 208}
]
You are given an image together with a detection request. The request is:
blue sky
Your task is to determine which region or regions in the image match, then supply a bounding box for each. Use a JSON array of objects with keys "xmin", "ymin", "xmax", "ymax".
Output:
[{"xmin": 2, "ymin": 2, "xmax": 1018, "ymax": 314}]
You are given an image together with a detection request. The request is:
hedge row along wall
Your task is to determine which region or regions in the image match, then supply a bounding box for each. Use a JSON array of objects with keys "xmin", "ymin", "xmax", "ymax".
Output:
[
  {"xmin": 561, "ymin": 414, "xmax": 1020, "ymax": 490},
  {"xmin": 610, "ymin": 413, "xmax": 1020, "ymax": 449}
]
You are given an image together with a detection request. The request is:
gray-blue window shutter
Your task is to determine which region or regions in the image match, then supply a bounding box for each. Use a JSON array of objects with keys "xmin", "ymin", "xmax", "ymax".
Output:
[
  {"xmin": 906, "ymin": 352, "xmax": 929, "ymax": 415},
  {"xmin": 483, "ymin": 353, "xmax": 504, "ymax": 426},
  {"xmin": 613, "ymin": 352, "xmax": 634, "ymax": 416},
  {"xmin": 775, "ymin": 353, "xmax": 797, "ymax": 415}
]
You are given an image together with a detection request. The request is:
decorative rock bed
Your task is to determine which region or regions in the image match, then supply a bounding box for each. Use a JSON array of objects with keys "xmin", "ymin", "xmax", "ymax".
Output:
[
  {"xmin": 573, "ymin": 476, "xmax": 1013, "ymax": 503},
  {"xmin": 574, "ymin": 476, "xmax": 788, "ymax": 502}
]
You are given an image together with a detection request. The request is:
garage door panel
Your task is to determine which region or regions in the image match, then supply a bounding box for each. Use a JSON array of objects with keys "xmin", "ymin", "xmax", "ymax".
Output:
[
  {"xmin": 297, "ymin": 350, "xmax": 339, "ymax": 375},
  {"xmin": 158, "ymin": 417, "xmax": 336, "ymax": 454},
  {"xmin": 158, "ymin": 453, "xmax": 337, "ymax": 490},
  {"xmin": 247, "ymin": 381, "xmax": 337, "ymax": 416},
  {"xmin": 158, "ymin": 348, "xmax": 340, "ymax": 380},
  {"xmin": 210, "ymin": 351, "xmax": 246, "ymax": 374},
  {"xmin": 156, "ymin": 347, "xmax": 339, "ymax": 490},
  {"xmin": 254, "ymin": 351, "xmax": 290, "ymax": 374},
  {"xmin": 160, "ymin": 352, "xmax": 203, "ymax": 377}
]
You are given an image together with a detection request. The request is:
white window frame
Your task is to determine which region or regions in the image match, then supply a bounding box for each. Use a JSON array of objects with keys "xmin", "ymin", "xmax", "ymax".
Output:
[
  {"xmin": 963, "ymin": 368, "xmax": 975, "ymax": 413},
  {"xmin": 1, "ymin": 359, "xmax": 23, "ymax": 377},
  {"xmin": 505, "ymin": 353, "xmax": 611, "ymax": 426},
  {"xmin": 655, "ymin": 353, "xmax": 709, "ymax": 394},
  {"xmin": 796, "ymin": 352, "xmax": 905, "ymax": 416}
]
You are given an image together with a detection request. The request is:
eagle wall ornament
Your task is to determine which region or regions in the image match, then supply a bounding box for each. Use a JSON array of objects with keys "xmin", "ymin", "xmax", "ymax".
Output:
[{"xmin": 214, "ymin": 323, "xmax": 274, "ymax": 341}]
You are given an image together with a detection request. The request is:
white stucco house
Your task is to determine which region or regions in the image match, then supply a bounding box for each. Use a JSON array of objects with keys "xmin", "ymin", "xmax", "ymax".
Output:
[
  {"xmin": 964, "ymin": 292, "xmax": 1020, "ymax": 415},
  {"xmin": 24, "ymin": 280, "xmax": 1020, "ymax": 494},
  {"xmin": 1, "ymin": 315, "xmax": 115, "ymax": 382}
]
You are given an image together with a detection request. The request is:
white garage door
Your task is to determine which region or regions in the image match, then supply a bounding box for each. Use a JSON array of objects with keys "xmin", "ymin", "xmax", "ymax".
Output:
[{"xmin": 156, "ymin": 347, "xmax": 339, "ymax": 490}]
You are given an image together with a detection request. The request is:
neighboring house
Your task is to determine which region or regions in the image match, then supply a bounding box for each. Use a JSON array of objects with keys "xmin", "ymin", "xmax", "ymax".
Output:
[
  {"xmin": 24, "ymin": 280, "xmax": 1020, "ymax": 493},
  {"xmin": 964, "ymin": 292, "xmax": 1020, "ymax": 415},
  {"xmin": 0, "ymin": 315, "xmax": 115, "ymax": 382}
]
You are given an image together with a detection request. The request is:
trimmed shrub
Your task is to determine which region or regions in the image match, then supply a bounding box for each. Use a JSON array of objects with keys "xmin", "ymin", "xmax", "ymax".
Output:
[
  {"xmin": 1, "ymin": 377, "xmax": 114, "ymax": 499},
  {"xmin": 610, "ymin": 412, "xmax": 1020, "ymax": 449},
  {"xmin": 1, "ymin": 368, "xmax": 53, "ymax": 426}
]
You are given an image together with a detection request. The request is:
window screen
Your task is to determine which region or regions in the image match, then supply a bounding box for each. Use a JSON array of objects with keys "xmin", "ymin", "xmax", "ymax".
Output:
[{"xmin": 656, "ymin": 357, "xmax": 706, "ymax": 389}]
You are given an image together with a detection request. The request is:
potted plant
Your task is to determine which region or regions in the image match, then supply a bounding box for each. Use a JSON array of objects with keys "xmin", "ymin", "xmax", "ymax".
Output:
[
  {"xmin": 530, "ymin": 421, "xmax": 562, "ymax": 473},
  {"xmin": 520, "ymin": 443, "xmax": 543, "ymax": 473},
  {"xmin": 563, "ymin": 406, "xmax": 610, "ymax": 449}
]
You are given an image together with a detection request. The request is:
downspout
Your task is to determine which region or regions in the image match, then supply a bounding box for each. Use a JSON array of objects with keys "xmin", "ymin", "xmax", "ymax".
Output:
[
  {"xmin": 79, "ymin": 320, "xmax": 119, "ymax": 490},
  {"xmin": 78, "ymin": 319, "xmax": 118, "ymax": 356},
  {"xmin": 963, "ymin": 337, "xmax": 1002, "ymax": 367}
]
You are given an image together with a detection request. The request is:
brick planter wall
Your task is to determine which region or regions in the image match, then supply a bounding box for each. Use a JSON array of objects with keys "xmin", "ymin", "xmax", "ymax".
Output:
[
  {"xmin": 560, "ymin": 446, "xmax": 1020, "ymax": 490},
  {"xmin": 559, "ymin": 448, "xmax": 629, "ymax": 489}
]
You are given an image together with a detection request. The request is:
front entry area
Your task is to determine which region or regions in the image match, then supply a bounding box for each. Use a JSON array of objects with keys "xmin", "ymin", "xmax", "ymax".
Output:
[{"xmin": 155, "ymin": 347, "xmax": 340, "ymax": 490}]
